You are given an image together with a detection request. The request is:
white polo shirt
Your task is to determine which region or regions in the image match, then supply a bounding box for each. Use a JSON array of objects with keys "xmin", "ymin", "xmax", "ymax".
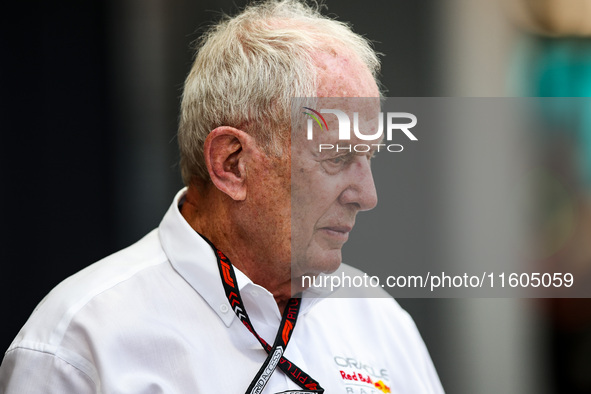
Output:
[{"xmin": 0, "ymin": 189, "xmax": 443, "ymax": 393}]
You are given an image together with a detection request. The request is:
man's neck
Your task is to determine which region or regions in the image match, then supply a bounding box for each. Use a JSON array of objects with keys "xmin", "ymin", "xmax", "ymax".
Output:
[{"xmin": 181, "ymin": 184, "xmax": 293, "ymax": 313}]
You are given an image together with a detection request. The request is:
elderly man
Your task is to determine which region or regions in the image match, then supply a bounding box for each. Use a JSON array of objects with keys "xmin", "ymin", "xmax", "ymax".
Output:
[{"xmin": 0, "ymin": 1, "xmax": 443, "ymax": 392}]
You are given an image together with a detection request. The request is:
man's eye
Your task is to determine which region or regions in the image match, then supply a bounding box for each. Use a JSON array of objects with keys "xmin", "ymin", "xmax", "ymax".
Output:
[
  {"xmin": 327, "ymin": 154, "xmax": 353, "ymax": 167},
  {"xmin": 321, "ymin": 155, "xmax": 351, "ymax": 174},
  {"xmin": 329, "ymin": 156, "xmax": 346, "ymax": 164}
]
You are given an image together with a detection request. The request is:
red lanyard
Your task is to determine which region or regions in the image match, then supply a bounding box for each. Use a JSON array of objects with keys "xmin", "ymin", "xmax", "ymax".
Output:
[{"xmin": 202, "ymin": 235, "xmax": 324, "ymax": 394}]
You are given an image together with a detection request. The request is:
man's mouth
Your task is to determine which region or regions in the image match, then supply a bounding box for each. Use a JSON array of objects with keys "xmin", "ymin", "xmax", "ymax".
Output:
[{"xmin": 319, "ymin": 225, "xmax": 352, "ymax": 242}]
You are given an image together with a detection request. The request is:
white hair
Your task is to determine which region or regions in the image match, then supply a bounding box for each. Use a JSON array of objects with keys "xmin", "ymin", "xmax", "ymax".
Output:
[{"xmin": 178, "ymin": 0, "xmax": 381, "ymax": 185}]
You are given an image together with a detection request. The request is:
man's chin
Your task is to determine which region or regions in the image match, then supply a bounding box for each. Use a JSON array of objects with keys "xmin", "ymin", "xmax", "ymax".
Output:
[
  {"xmin": 291, "ymin": 251, "xmax": 342, "ymax": 292},
  {"xmin": 298, "ymin": 248, "xmax": 342, "ymax": 273}
]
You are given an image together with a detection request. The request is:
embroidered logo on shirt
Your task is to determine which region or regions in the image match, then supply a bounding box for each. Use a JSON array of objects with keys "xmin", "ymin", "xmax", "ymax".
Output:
[{"xmin": 334, "ymin": 356, "xmax": 391, "ymax": 394}]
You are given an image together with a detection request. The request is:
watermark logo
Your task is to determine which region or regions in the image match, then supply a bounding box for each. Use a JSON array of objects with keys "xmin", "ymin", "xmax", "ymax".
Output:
[
  {"xmin": 303, "ymin": 107, "xmax": 418, "ymax": 153},
  {"xmin": 302, "ymin": 107, "xmax": 329, "ymax": 132}
]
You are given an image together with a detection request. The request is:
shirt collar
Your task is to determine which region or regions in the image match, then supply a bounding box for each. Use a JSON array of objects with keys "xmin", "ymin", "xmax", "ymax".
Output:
[
  {"xmin": 158, "ymin": 188, "xmax": 330, "ymax": 326},
  {"xmin": 158, "ymin": 188, "xmax": 241, "ymax": 327}
]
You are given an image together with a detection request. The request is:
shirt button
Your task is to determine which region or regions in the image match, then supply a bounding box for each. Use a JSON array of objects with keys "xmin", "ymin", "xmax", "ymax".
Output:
[
  {"xmin": 250, "ymin": 290, "xmax": 259, "ymax": 297},
  {"xmin": 220, "ymin": 304, "xmax": 229, "ymax": 313}
]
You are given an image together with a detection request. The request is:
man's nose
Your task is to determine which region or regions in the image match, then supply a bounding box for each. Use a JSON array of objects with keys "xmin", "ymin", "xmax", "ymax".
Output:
[{"xmin": 338, "ymin": 157, "xmax": 378, "ymax": 211}]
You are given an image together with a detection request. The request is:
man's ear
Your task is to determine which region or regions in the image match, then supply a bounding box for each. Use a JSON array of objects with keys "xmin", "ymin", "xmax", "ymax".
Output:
[{"xmin": 204, "ymin": 126, "xmax": 252, "ymax": 201}]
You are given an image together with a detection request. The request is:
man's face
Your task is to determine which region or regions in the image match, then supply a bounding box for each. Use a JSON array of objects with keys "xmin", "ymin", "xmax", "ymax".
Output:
[{"xmin": 290, "ymin": 53, "xmax": 381, "ymax": 279}]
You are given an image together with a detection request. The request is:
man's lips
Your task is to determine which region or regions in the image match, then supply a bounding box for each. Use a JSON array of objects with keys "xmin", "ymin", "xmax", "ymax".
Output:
[{"xmin": 319, "ymin": 225, "xmax": 353, "ymax": 241}]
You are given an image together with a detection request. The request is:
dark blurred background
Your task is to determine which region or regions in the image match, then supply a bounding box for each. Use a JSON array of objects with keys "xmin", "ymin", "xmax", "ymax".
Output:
[{"xmin": 2, "ymin": 1, "xmax": 591, "ymax": 393}]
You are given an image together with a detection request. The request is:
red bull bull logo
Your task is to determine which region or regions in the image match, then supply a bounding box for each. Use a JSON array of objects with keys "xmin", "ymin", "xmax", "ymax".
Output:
[{"xmin": 374, "ymin": 380, "xmax": 391, "ymax": 393}]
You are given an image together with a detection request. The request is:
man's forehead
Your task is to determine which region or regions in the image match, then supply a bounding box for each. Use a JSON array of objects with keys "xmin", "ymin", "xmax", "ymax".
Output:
[{"xmin": 313, "ymin": 51, "xmax": 379, "ymax": 98}]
